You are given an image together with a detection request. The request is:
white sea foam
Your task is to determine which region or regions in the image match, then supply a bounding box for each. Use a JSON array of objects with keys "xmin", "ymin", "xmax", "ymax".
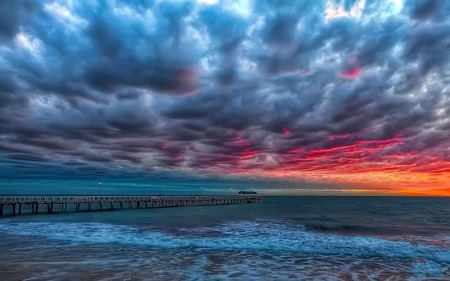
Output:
[
  {"xmin": 1, "ymin": 220, "xmax": 449, "ymax": 280},
  {"xmin": 435, "ymin": 252, "xmax": 450, "ymax": 263},
  {"xmin": 1, "ymin": 220, "xmax": 448, "ymax": 262},
  {"xmin": 411, "ymin": 261, "xmax": 444, "ymax": 277}
]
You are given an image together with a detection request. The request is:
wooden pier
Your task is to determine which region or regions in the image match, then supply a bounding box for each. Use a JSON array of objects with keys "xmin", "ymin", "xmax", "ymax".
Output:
[{"xmin": 0, "ymin": 195, "xmax": 261, "ymax": 216}]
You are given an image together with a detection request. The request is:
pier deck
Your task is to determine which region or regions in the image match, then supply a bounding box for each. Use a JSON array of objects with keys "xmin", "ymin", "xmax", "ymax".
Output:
[{"xmin": 0, "ymin": 195, "xmax": 261, "ymax": 216}]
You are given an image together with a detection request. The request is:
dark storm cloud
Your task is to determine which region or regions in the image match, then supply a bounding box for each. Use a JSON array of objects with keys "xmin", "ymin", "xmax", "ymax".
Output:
[
  {"xmin": 0, "ymin": 1, "xmax": 37, "ymax": 40},
  {"xmin": 0, "ymin": 0, "xmax": 449, "ymax": 181}
]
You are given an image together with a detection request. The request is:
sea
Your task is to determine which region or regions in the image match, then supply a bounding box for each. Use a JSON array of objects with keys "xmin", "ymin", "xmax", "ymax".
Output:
[{"xmin": 0, "ymin": 197, "xmax": 449, "ymax": 280}]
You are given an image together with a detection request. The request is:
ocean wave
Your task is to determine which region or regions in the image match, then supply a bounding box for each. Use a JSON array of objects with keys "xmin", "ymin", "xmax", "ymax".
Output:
[{"xmin": 0, "ymin": 220, "xmax": 448, "ymax": 263}]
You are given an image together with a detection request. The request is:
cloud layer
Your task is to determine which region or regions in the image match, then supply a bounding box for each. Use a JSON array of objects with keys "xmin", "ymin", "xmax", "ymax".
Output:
[{"xmin": 1, "ymin": 0, "xmax": 449, "ymax": 194}]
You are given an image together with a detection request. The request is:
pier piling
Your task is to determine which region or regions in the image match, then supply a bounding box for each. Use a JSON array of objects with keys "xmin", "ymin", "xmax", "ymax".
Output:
[{"xmin": 0, "ymin": 195, "xmax": 261, "ymax": 217}]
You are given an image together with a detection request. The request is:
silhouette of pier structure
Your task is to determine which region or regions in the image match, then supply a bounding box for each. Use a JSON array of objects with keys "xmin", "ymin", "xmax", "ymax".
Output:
[{"xmin": 0, "ymin": 195, "xmax": 261, "ymax": 216}]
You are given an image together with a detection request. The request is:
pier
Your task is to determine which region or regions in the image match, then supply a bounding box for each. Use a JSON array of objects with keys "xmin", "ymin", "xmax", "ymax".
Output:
[{"xmin": 0, "ymin": 195, "xmax": 261, "ymax": 216}]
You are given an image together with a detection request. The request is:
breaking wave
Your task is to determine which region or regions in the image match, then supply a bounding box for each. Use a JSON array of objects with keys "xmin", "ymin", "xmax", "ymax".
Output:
[{"xmin": 1, "ymin": 220, "xmax": 448, "ymax": 263}]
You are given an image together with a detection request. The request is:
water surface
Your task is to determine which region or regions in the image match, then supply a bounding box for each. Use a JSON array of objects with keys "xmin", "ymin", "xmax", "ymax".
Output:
[{"xmin": 0, "ymin": 197, "xmax": 449, "ymax": 280}]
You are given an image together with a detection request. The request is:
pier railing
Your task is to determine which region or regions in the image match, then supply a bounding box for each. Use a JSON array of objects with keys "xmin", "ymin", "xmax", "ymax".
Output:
[{"xmin": 0, "ymin": 195, "xmax": 261, "ymax": 216}]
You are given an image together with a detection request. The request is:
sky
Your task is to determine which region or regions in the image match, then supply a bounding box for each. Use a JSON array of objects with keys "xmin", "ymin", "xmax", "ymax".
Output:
[{"xmin": 0, "ymin": 0, "xmax": 449, "ymax": 196}]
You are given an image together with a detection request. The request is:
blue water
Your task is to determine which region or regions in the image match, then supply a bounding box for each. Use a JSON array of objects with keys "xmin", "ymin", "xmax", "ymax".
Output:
[{"xmin": 0, "ymin": 197, "xmax": 449, "ymax": 280}]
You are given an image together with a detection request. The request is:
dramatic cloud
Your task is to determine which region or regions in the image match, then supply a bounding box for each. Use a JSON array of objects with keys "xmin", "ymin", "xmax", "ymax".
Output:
[{"xmin": 0, "ymin": 0, "xmax": 449, "ymax": 195}]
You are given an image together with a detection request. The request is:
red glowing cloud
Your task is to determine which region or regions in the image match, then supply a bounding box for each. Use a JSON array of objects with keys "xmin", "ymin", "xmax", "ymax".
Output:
[
  {"xmin": 341, "ymin": 67, "xmax": 360, "ymax": 79},
  {"xmin": 242, "ymin": 134, "xmax": 450, "ymax": 196},
  {"xmin": 340, "ymin": 54, "xmax": 360, "ymax": 79}
]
